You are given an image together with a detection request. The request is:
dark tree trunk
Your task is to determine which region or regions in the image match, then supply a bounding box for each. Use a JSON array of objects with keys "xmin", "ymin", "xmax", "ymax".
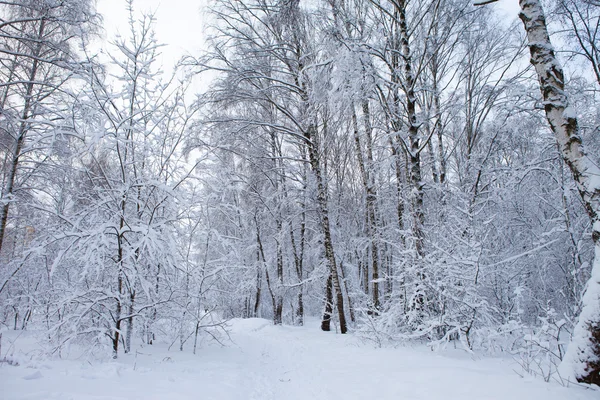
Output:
[
  {"xmin": 125, "ymin": 290, "xmax": 135, "ymax": 353},
  {"xmin": 352, "ymin": 102, "xmax": 381, "ymax": 311},
  {"xmin": 255, "ymin": 218, "xmax": 280, "ymax": 325},
  {"xmin": 253, "ymin": 267, "xmax": 262, "ymax": 318},
  {"xmin": 321, "ymin": 274, "xmax": 333, "ymax": 331},
  {"xmin": 301, "ymin": 121, "xmax": 347, "ymax": 333}
]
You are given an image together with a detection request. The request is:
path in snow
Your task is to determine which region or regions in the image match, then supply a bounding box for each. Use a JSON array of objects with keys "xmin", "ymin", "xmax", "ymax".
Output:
[{"xmin": 0, "ymin": 318, "xmax": 597, "ymax": 400}]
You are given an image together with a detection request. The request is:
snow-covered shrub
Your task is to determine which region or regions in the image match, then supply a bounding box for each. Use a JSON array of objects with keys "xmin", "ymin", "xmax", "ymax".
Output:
[{"xmin": 512, "ymin": 311, "xmax": 570, "ymax": 383}]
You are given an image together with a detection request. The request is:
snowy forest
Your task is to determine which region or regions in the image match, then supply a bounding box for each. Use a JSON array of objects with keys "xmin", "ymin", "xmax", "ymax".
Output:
[{"xmin": 1, "ymin": 0, "xmax": 600, "ymax": 390}]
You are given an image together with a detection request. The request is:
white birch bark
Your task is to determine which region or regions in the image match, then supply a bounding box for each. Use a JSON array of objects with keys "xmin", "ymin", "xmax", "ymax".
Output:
[{"xmin": 518, "ymin": 0, "xmax": 600, "ymax": 383}]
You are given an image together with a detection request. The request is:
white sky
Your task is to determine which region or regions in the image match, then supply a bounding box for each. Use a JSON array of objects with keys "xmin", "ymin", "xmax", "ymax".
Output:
[
  {"xmin": 96, "ymin": 0, "xmax": 209, "ymax": 70},
  {"xmin": 95, "ymin": 0, "xmax": 522, "ymax": 70},
  {"xmin": 495, "ymin": 1, "xmax": 521, "ymax": 18}
]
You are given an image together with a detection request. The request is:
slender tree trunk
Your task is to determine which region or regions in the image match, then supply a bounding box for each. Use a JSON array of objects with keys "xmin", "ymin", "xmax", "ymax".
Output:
[
  {"xmin": 340, "ymin": 262, "xmax": 356, "ymax": 323},
  {"xmin": 270, "ymin": 129, "xmax": 285, "ymax": 326},
  {"xmin": 391, "ymin": 0, "xmax": 427, "ymax": 321},
  {"xmin": 274, "ymin": 220, "xmax": 284, "ymax": 326},
  {"xmin": 397, "ymin": 0, "xmax": 425, "ymax": 260},
  {"xmin": 390, "ymin": 136, "xmax": 406, "ymax": 241},
  {"xmin": 193, "ymin": 322, "xmax": 200, "ymax": 355},
  {"xmin": 388, "ymin": 4, "xmax": 407, "ymax": 248},
  {"xmin": 288, "ymin": 148, "xmax": 307, "ymax": 326},
  {"xmin": 256, "ymin": 217, "xmax": 280, "ymax": 325},
  {"xmin": 306, "ymin": 124, "xmax": 347, "ymax": 334},
  {"xmin": 113, "ymin": 271, "xmax": 123, "ymax": 359},
  {"xmin": 385, "ymin": 245, "xmax": 393, "ymax": 301},
  {"xmin": 253, "ymin": 266, "xmax": 262, "ymax": 318},
  {"xmin": 290, "ymin": 221, "xmax": 304, "ymax": 326},
  {"xmin": 426, "ymin": 122, "xmax": 439, "ymax": 184},
  {"xmin": 517, "ymin": 0, "xmax": 600, "ymax": 384},
  {"xmin": 321, "ymin": 273, "xmax": 333, "ymax": 331},
  {"xmin": 0, "ymin": 18, "xmax": 46, "ymax": 255},
  {"xmin": 352, "ymin": 105, "xmax": 381, "ymax": 311},
  {"xmin": 362, "ymin": 101, "xmax": 381, "ymax": 311},
  {"xmin": 432, "ymin": 64, "xmax": 446, "ymax": 185},
  {"xmin": 113, "ymin": 208, "xmax": 126, "ymax": 359},
  {"xmin": 112, "ymin": 174, "xmax": 131, "ymax": 357},
  {"xmin": 359, "ymin": 257, "xmax": 368, "ymax": 295},
  {"xmin": 181, "ymin": 268, "xmax": 191, "ymax": 351},
  {"xmin": 125, "ymin": 290, "xmax": 135, "ymax": 353},
  {"xmin": 281, "ymin": 0, "xmax": 346, "ymax": 333},
  {"xmin": 424, "ymin": 32, "xmax": 445, "ymax": 186},
  {"xmin": 148, "ymin": 264, "xmax": 159, "ymax": 345}
]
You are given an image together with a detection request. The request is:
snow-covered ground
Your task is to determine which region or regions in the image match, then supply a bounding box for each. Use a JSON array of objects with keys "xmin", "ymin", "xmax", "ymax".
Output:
[{"xmin": 0, "ymin": 318, "xmax": 596, "ymax": 400}]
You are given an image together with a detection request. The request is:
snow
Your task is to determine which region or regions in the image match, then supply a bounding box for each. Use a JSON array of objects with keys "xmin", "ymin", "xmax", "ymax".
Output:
[
  {"xmin": 560, "ymin": 243, "xmax": 600, "ymax": 381},
  {"xmin": 1, "ymin": 318, "xmax": 596, "ymax": 400}
]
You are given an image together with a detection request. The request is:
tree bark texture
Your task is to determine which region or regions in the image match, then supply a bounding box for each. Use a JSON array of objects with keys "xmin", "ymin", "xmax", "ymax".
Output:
[
  {"xmin": 306, "ymin": 125, "xmax": 348, "ymax": 334},
  {"xmin": 518, "ymin": 0, "xmax": 600, "ymax": 384}
]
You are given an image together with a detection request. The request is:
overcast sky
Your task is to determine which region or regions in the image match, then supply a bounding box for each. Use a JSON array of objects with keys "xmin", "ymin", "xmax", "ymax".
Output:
[
  {"xmin": 95, "ymin": 0, "xmax": 521, "ymax": 70},
  {"xmin": 96, "ymin": 0, "xmax": 208, "ymax": 69}
]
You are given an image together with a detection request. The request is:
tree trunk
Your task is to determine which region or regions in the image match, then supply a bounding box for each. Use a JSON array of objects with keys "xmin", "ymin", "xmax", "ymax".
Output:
[
  {"xmin": 148, "ymin": 264, "xmax": 160, "ymax": 344},
  {"xmin": 256, "ymin": 218, "xmax": 280, "ymax": 325},
  {"xmin": 0, "ymin": 18, "xmax": 46, "ymax": 255},
  {"xmin": 321, "ymin": 273, "xmax": 333, "ymax": 331},
  {"xmin": 308, "ymin": 126, "xmax": 348, "ymax": 333},
  {"xmin": 432, "ymin": 64, "xmax": 446, "ymax": 185},
  {"xmin": 290, "ymin": 219, "xmax": 305, "ymax": 326},
  {"xmin": 340, "ymin": 262, "xmax": 356, "ymax": 323},
  {"xmin": 125, "ymin": 290, "xmax": 135, "ymax": 353},
  {"xmin": 389, "ymin": 136, "xmax": 406, "ymax": 241},
  {"xmin": 426, "ymin": 122, "xmax": 439, "ymax": 184},
  {"xmin": 397, "ymin": 0, "xmax": 425, "ymax": 260},
  {"xmin": 362, "ymin": 101, "xmax": 381, "ymax": 311},
  {"xmin": 112, "ymin": 212, "xmax": 126, "ymax": 359},
  {"xmin": 274, "ymin": 219, "xmax": 284, "ymax": 326},
  {"xmin": 253, "ymin": 266, "xmax": 262, "ymax": 318},
  {"xmin": 352, "ymin": 104, "xmax": 381, "ymax": 311},
  {"xmin": 306, "ymin": 124, "xmax": 347, "ymax": 333},
  {"xmin": 518, "ymin": 0, "xmax": 600, "ymax": 385},
  {"xmin": 113, "ymin": 270, "xmax": 123, "ymax": 359}
]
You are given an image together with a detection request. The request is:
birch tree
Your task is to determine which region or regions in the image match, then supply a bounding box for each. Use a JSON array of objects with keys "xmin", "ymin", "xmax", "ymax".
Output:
[
  {"xmin": 512, "ymin": 0, "xmax": 600, "ymax": 385},
  {"xmin": 473, "ymin": 0, "xmax": 600, "ymax": 384}
]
